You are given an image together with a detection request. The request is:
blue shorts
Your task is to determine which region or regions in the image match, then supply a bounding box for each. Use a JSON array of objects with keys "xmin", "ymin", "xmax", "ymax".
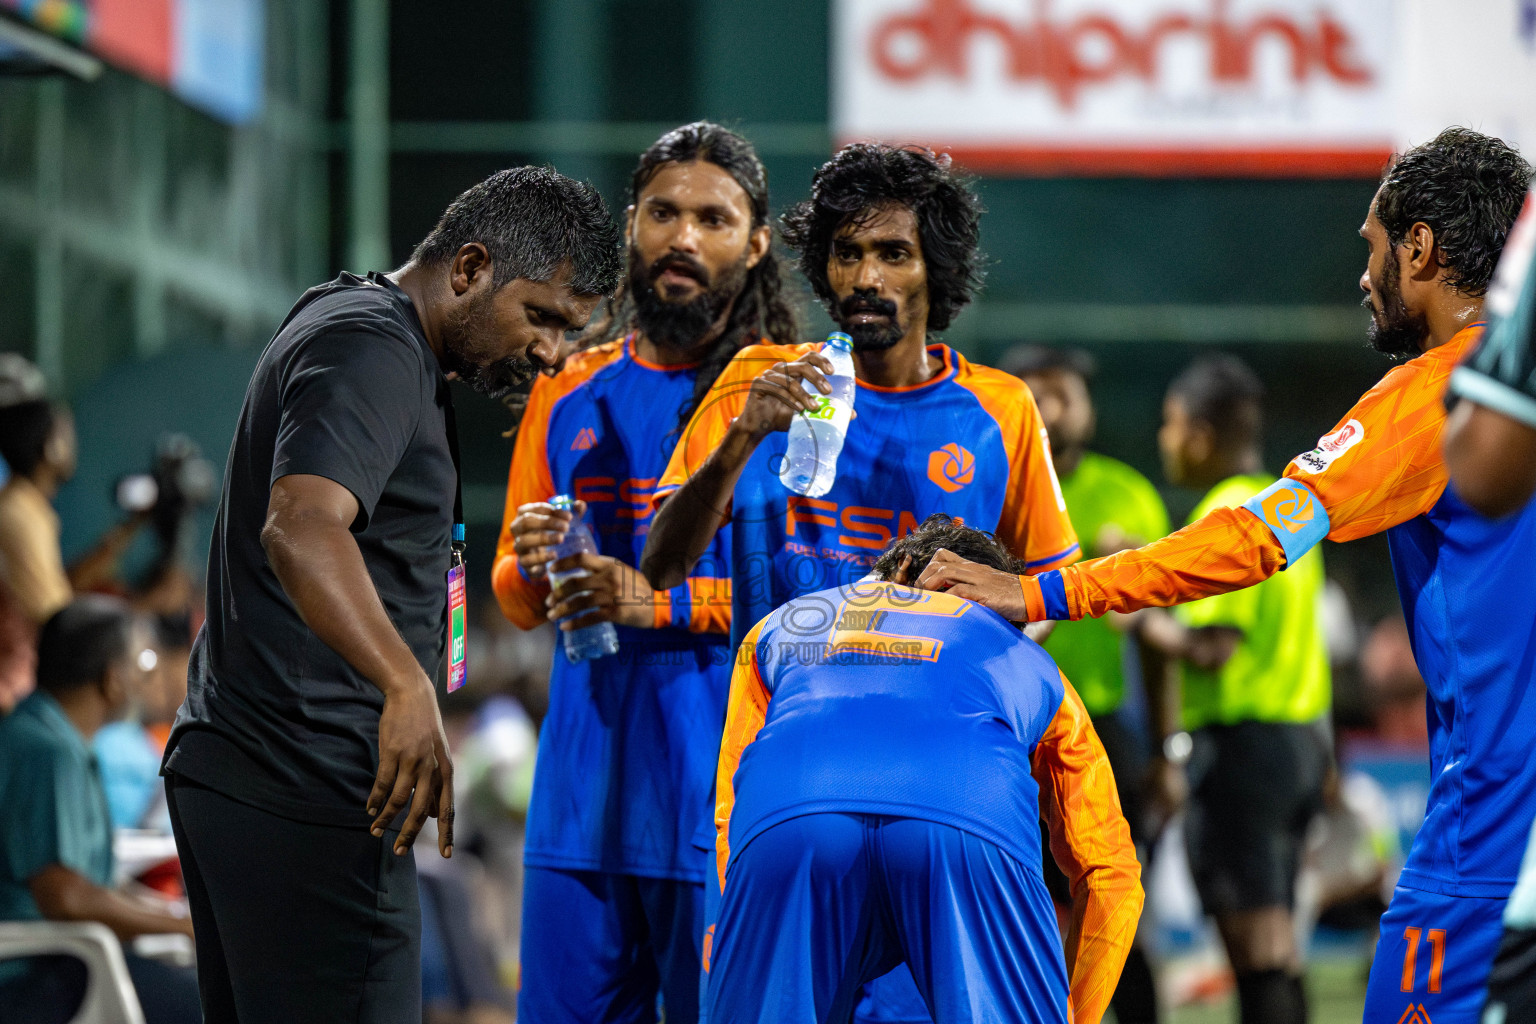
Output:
[
  {"xmin": 705, "ymin": 813, "xmax": 1068, "ymax": 1024},
  {"xmin": 519, "ymin": 866, "xmax": 703, "ymax": 1024},
  {"xmin": 855, "ymin": 969, "xmax": 934, "ymax": 1024},
  {"xmin": 1362, "ymin": 884, "xmax": 1507, "ymax": 1024}
]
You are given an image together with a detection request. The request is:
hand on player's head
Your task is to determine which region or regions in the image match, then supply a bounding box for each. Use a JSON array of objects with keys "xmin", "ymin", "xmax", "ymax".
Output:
[
  {"xmin": 912, "ymin": 550, "xmax": 1032, "ymax": 622},
  {"xmin": 872, "ymin": 515, "xmax": 1034, "ymax": 621}
]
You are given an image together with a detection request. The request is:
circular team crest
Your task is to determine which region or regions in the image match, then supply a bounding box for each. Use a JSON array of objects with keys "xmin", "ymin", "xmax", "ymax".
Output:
[{"xmin": 927, "ymin": 443, "xmax": 975, "ymax": 493}]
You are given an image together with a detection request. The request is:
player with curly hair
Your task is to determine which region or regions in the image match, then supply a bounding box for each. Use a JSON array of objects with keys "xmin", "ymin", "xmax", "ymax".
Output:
[{"xmin": 492, "ymin": 123, "xmax": 799, "ymax": 1024}]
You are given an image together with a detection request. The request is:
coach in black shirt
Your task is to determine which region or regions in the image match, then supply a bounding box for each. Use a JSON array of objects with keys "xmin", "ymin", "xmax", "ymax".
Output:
[{"xmin": 162, "ymin": 168, "xmax": 621, "ymax": 1024}]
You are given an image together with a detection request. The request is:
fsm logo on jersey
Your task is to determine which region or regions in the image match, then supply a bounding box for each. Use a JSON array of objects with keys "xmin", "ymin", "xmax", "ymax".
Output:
[{"xmin": 834, "ymin": 0, "xmax": 1397, "ymax": 175}]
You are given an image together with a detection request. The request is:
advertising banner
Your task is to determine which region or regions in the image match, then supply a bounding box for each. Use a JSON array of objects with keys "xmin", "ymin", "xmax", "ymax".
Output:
[{"xmin": 835, "ymin": 0, "xmax": 1536, "ymax": 176}]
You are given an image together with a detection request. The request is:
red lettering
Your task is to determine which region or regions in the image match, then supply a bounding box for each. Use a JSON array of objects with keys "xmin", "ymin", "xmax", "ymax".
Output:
[
  {"xmin": 867, "ymin": 0, "xmax": 1374, "ymax": 108},
  {"xmin": 1318, "ymin": 13, "xmax": 1372, "ymax": 85},
  {"xmin": 839, "ymin": 505, "xmax": 895, "ymax": 551},
  {"xmin": 786, "ymin": 496, "xmax": 838, "ymax": 536},
  {"xmin": 573, "ymin": 476, "xmax": 616, "ymax": 504}
]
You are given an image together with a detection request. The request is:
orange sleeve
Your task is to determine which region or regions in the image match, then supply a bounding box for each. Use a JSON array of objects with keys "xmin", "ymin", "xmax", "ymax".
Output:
[
  {"xmin": 1033, "ymin": 676, "xmax": 1144, "ymax": 1024},
  {"xmin": 1279, "ymin": 332, "xmax": 1474, "ymax": 542},
  {"xmin": 653, "ymin": 342, "xmax": 815, "ymax": 510},
  {"xmin": 491, "ymin": 345, "xmax": 623, "ymax": 629},
  {"xmin": 1020, "ymin": 331, "xmax": 1483, "ymax": 623},
  {"xmin": 686, "ymin": 577, "xmax": 732, "ymax": 635},
  {"xmin": 1021, "ymin": 505, "xmax": 1286, "ymax": 621},
  {"xmin": 713, "ymin": 618, "xmax": 771, "ymax": 893},
  {"xmin": 955, "ymin": 363, "xmax": 1080, "ymax": 572}
]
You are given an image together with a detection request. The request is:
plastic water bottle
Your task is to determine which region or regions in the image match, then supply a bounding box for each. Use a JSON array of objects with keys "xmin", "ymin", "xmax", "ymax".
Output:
[
  {"xmin": 778, "ymin": 332, "xmax": 856, "ymax": 497},
  {"xmin": 548, "ymin": 494, "xmax": 620, "ymax": 663}
]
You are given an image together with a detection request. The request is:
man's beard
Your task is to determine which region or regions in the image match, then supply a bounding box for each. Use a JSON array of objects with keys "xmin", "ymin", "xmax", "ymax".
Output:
[
  {"xmin": 631, "ymin": 247, "xmax": 749, "ymax": 350},
  {"xmin": 834, "ymin": 292, "xmax": 904, "ymax": 352},
  {"xmin": 1365, "ymin": 253, "xmax": 1429, "ymax": 359},
  {"xmin": 441, "ymin": 290, "xmax": 541, "ymax": 399}
]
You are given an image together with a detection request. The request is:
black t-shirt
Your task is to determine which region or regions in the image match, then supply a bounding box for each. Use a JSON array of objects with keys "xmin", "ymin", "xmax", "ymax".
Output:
[{"xmin": 163, "ymin": 272, "xmax": 456, "ymax": 826}]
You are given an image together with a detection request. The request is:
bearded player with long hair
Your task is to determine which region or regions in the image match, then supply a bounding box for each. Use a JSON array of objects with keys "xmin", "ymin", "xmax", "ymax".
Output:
[{"xmin": 493, "ymin": 123, "xmax": 799, "ymax": 1024}]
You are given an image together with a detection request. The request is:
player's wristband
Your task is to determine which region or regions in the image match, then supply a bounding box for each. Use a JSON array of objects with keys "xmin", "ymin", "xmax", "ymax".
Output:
[{"xmin": 1019, "ymin": 570, "xmax": 1070, "ymax": 621}]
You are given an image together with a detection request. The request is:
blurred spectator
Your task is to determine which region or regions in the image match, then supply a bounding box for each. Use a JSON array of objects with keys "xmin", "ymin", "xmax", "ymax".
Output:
[
  {"xmin": 0, "ymin": 400, "xmax": 150, "ymax": 712},
  {"xmin": 95, "ymin": 616, "xmax": 194, "ymax": 833},
  {"xmin": 0, "ymin": 355, "xmax": 49, "ymax": 715},
  {"xmin": 1358, "ymin": 617, "xmax": 1429, "ymax": 749},
  {"xmin": 0, "ymin": 401, "xmax": 77, "ymax": 625},
  {"xmin": 0, "ymin": 596, "xmax": 200, "ymax": 1024}
]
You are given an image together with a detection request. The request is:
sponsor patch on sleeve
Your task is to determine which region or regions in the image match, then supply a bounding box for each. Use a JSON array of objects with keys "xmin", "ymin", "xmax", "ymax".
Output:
[
  {"xmin": 1242, "ymin": 478, "xmax": 1330, "ymax": 566},
  {"xmin": 1291, "ymin": 418, "xmax": 1364, "ymax": 475}
]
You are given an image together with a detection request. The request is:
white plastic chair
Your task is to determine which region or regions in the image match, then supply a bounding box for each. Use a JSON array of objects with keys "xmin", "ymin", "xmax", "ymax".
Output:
[{"xmin": 0, "ymin": 920, "xmax": 146, "ymax": 1024}]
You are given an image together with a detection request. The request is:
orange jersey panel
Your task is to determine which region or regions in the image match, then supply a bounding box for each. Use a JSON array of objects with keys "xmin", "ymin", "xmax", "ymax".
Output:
[
  {"xmin": 713, "ymin": 617, "xmax": 771, "ymax": 893},
  {"xmin": 491, "ymin": 343, "xmax": 625, "ymax": 629},
  {"xmin": 1279, "ymin": 324, "xmax": 1481, "ymax": 541},
  {"xmin": 1033, "ymin": 676, "xmax": 1145, "ymax": 1024}
]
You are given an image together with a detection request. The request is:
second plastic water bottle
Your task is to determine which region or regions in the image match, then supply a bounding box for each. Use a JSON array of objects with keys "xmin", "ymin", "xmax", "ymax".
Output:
[
  {"xmin": 779, "ymin": 332, "xmax": 856, "ymax": 497},
  {"xmin": 548, "ymin": 494, "xmax": 620, "ymax": 663}
]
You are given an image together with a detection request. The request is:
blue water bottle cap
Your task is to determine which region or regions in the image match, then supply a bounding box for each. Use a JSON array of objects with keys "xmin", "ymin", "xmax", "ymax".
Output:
[
  {"xmin": 826, "ymin": 331, "xmax": 852, "ymax": 352},
  {"xmin": 550, "ymin": 493, "xmax": 575, "ymax": 511},
  {"xmin": 452, "ymin": 523, "xmax": 466, "ymax": 543}
]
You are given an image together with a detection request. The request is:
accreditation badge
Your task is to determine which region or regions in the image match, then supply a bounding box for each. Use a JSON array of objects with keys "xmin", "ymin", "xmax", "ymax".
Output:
[{"xmin": 446, "ymin": 561, "xmax": 467, "ymax": 692}]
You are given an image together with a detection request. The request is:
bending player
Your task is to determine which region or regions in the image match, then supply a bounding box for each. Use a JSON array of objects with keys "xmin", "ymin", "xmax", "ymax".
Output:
[
  {"xmin": 640, "ymin": 143, "xmax": 1078, "ymax": 1021},
  {"xmin": 1440, "ymin": 190, "xmax": 1536, "ymax": 1022},
  {"xmin": 918, "ymin": 128, "xmax": 1536, "ymax": 1024},
  {"xmin": 492, "ymin": 123, "xmax": 799, "ymax": 1024},
  {"xmin": 707, "ymin": 515, "xmax": 1141, "ymax": 1024}
]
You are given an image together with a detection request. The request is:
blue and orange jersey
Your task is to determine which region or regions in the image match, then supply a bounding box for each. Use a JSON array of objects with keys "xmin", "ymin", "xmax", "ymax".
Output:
[
  {"xmin": 1023, "ymin": 323, "xmax": 1536, "ymax": 897},
  {"xmin": 715, "ymin": 582, "xmax": 1142, "ymax": 1024},
  {"xmin": 654, "ymin": 342, "xmax": 1080, "ymax": 646},
  {"xmin": 492, "ymin": 337, "xmax": 735, "ymax": 882}
]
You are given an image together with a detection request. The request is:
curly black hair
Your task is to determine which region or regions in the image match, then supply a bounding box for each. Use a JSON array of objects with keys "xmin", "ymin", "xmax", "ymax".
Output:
[
  {"xmin": 870, "ymin": 514, "xmax": 1025, "ymax": 582},
  {"xmin": 1375, "ymin": 127, "xmax": 1532, "ymax": 297},
  {"xmin": 587, "ymin": 122, "xmax": 802, "ymax": 429},
  {"xmin": 780, "ymin": 144, "xmax": 984, "ymax": 332}
]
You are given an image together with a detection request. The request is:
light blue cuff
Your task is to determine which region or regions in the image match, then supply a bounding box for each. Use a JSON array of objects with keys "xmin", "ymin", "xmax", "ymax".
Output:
[{"xmin": 1241, "ymin": 478, "xmax": 1330, "ymax": 567}]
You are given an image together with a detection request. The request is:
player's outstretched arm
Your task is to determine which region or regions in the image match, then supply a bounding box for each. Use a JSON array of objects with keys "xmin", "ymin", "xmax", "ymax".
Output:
[
  {"xmin": 918, "ymin": 504, "xmax": 1286, "ymax": 622},
  {"xmin": 1032, "ymin": 678, "xmax": 1144, "ymax": 1024}
]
